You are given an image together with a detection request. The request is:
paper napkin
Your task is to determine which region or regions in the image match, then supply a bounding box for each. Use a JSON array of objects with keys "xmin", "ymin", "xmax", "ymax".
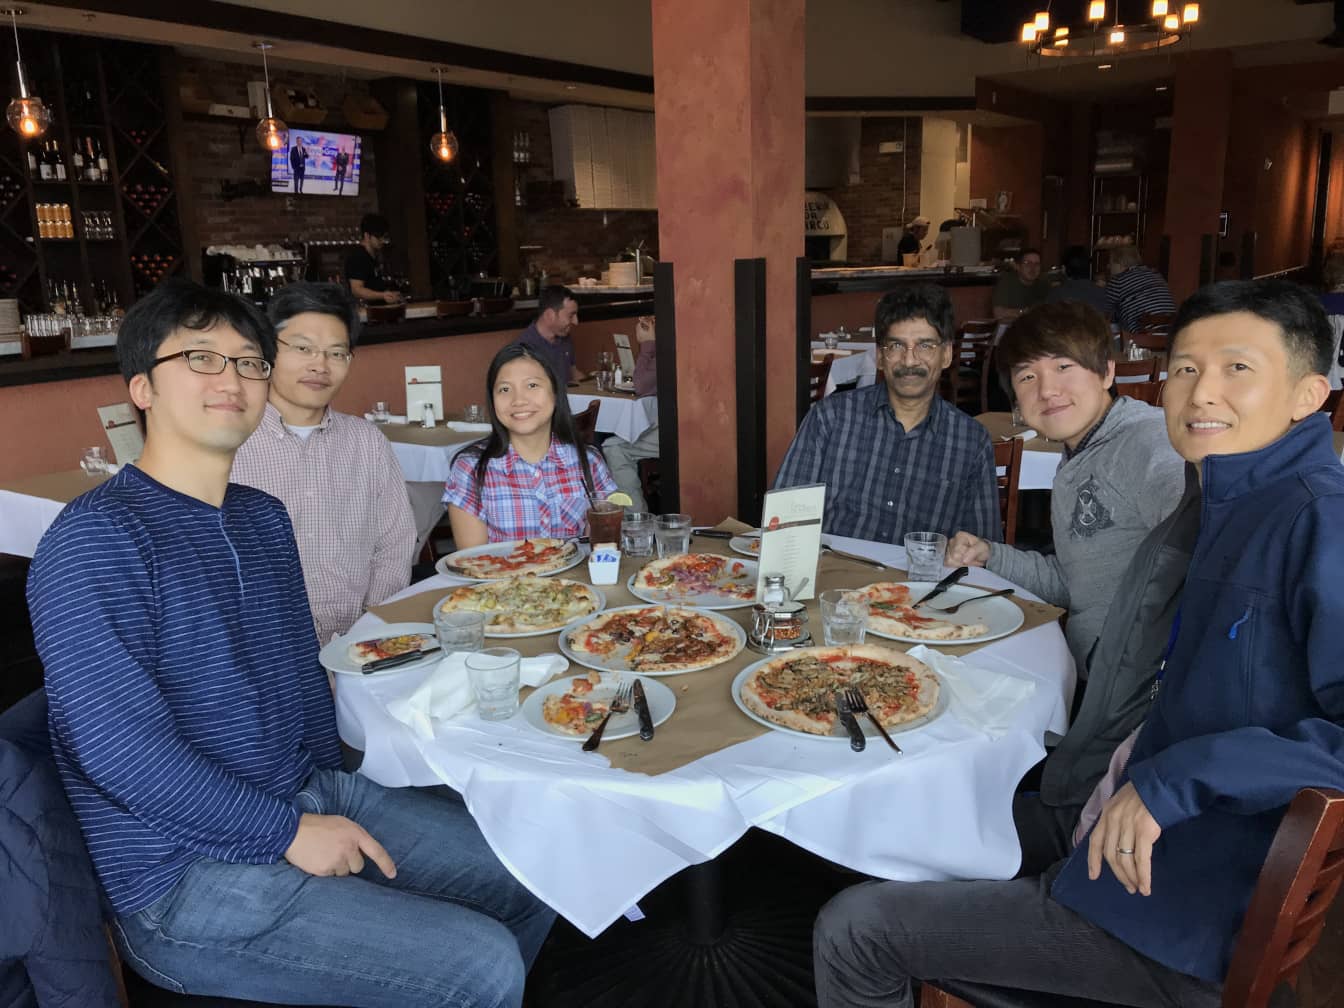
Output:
[
  {"xmin": 364, "ymin": 413, "xmax": 409, "ymax": 425},
  {"xmin": 447, "ymin": 421, "xmax": 493, "ymax": 433},
  {"xmin": 906, "ymin": 645, "xmax": 1035, "ymax": 739},
  {"xmin": 386, "ymin": 652, "xmax": 569, "ymax": 739}
]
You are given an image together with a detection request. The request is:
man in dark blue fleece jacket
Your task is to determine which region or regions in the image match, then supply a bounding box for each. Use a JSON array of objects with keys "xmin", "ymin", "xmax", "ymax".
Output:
[{"xmin": 813, "ymin": 278, "xmax": 1344, "ymax": 1007}]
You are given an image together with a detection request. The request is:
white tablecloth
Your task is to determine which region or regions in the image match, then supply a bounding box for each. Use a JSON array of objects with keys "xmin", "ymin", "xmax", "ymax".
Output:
[
  {"xmin": 1019, "ymin": 448, "xmax": 1062, "ymax": 492},
  {"xmin": 567, "ymin": 392, "xmax": 655, "ymax": 443},
  {"xmin": 811, "ymin": 343, "xmax": 878, "ymax": 396},
  {"xmin": 0, "ymin": 488, "xmax": 69, "ymax": 557},
  {"xmin": 335, "ymin": 534, "xmax": 1075, "ymax": 938},
  {"xmin": 384, "ymin": 438, "xmax": 476, "ymax": 484}
]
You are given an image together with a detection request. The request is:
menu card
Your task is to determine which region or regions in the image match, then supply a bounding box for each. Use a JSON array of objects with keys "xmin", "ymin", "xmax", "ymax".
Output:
[
  {"xmin": 97, "ymin": 403, "xmax": 144, "ymax": 464},
  {"xmin": 612, "ymin": 333, "xmax": 636, "ymax": 376},
  {"xmin": 755, "ymin": 484, "xmax": 825, "ymax": 601},
  {"xmin": 404, "ymin": 366, "xmax": 443, "ymax": 422}
]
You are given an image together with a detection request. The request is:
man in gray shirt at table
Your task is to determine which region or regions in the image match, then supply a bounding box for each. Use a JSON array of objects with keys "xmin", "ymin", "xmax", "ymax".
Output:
[
  {"xmin": 517, "ymin": 285, "xmax": 583, "ymax": 385},
  {"xmin": 774, "ymin": 283, "xmax": 1000, "ymax": 545}
]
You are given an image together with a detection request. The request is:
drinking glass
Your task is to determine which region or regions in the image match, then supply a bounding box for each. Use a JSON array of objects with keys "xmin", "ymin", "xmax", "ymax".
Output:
[
  {"xmin": 824, "ymin": 333, "xmax": 839, "ymax": 350},
  {"xmin": 595, "ymin": 370, "xmax": 613, "ymax": 393},
  {"xmin": 464, "ymin": 404, "xmax": 484, "ymax": 423},
  {"xmin": 1011, "ymin": 401, "xmax": 1025, "ymax": 428},
  {"xmin": 79, "ymin": 446, "xmax": 106, "ymax": 475},
  {"xmin": 466, "ymin": 647, "xmax": 521, "ymax": 721},
  {"xmin": 587, "ymin": 499, "xmax": 624, "ymax": 547},
  {"xmin": 904, "ymin": 532, "xmax": 948, "ymax": 582},
  {"xmin": 597, "ymin": 350, "xmax": 613, "ymax": 371},
  {"xmin": 373, "ymin": 401, "xmax": 389, "ymax": 423},
  {"xmin": 434, "ymin": 610, "xmax": 486, "ymax": 654},
  {"xmin": 655, "ymin": 513, "xmax": 693, "ymax": 558},
  {"xmin": 622, "ymin": 511, "xmax": 655, "ymax": 557},
  {"xmin": 819, "ymin": 589, "xmax": 869, "ymax": 646}
]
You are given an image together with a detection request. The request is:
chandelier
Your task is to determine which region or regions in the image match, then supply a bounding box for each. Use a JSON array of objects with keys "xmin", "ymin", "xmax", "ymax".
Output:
[{"xmin": 1020, "ymin": 1, "xmax": 1201, "ymax": 56}]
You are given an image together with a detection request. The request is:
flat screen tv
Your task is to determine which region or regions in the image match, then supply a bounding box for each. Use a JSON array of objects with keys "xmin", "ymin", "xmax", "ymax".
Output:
[{"xmin": 270, "ymin": 131, "xmax": 361, "ymax": 196}]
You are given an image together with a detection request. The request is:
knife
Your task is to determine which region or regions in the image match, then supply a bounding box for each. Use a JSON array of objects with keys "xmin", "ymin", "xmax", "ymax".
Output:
[
  {"xmin": 693, "ymin": 529, "xmax": 736, "ymax": 539},
  {"xmin": 632, "ymin": 679, "xmax": 655, "ymax": 741},
  {"xmin": 911, "ymin": 566, "xmax": 970, "ymax": 609},
  {"xmin": 836, "ymin": 693, "xmax": 866, "ymax": 752},
  {"xmin": 362, "ymin": 646, "xmax": 441, "ymax": 674}
]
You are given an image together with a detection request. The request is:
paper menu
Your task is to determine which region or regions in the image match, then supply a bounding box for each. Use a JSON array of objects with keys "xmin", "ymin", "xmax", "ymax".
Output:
[
  {"xmin": 755, "ymin": 484, "xmax": 825, "ymax": 601},
  {"xmin": 612, "ymin": 333, "xmax": 636, "ymax": 376},
  {"xmin": 405, "ymin": 366, "xmax": 443, "ymax": 422},
  {"xmin": 97, "ymin": 403, "xmax": 144, "ymax": 464}
]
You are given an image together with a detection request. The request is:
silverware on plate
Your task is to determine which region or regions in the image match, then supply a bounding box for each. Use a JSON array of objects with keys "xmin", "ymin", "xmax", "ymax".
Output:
[
  {"xmin": 821, "ymin": 545, "xmax": 887, "ymax": 571},
  {"xmin": 928, "ymin": 586, "xmax": 1015, "ymax": 614},
  {"xmin": 582, "ymin": 679, "xmax": 633, "ymax": 752},
  {"xmin": 835, "ymin": 691, "xmax": 867, "ymax": 752},
  {"xmin": 632, "ymin": 678, "xmax": 655, "ymax": 741},
  {"xmin": 911, "ymin": 566, "xmax": 970, "ymax": 608},
  {"xmin": 844, "ymin": 687, "xmax": 901, "ymax": 754}
]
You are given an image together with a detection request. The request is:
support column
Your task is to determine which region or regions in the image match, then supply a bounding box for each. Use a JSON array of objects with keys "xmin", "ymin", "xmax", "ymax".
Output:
[
  {"xmin": 1164, "ymin": 51, "xmax": 1233, "ymax": 301},
  {"xmin": 652, "ymin": 0, "xmax": 805, "ymax": 522}
]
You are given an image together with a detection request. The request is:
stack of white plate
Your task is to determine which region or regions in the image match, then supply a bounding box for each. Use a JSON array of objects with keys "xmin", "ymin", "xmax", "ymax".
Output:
[
  {"xmin": 606, "ymin": 261, "xmax": 639, "ymax": 287},
  {"xmin": 0, "ymin": 299, "xmax": 20, "ymax": 340}
]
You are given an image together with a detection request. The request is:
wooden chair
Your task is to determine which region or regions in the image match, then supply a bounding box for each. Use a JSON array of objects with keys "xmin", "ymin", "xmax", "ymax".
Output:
[
  {"xmin": 1323, "ymin": 390, "xmax": 1343, "ymax": 431},
  {"xmin": 573, "ymin": 399, "xmax": 600, "ymax": 446},
  {"xmin": 1331, "ymin": 393, "xmax": 1344, "ymax": 433},
  {"xmin": 637, "ymin": 458, "xmax": 663, "ymax": 514},
  {"xmin": 1123, "ymin": 380, "xmax": 1165, "ymax": 406},
  {"xmin": 1135, "ymin": 311, "xmax": 1175, "ymax": 338},
  {"xmin": 942, "ymin": 331, "xmax": 995, "ymax": 415},
  {"xmin": 920, "ymin": 787, "xmax": 1344, "ymax": 1008},
  {"xmin": 1113, "ymin": 358, "xmax": 1161, "ymax": 381},
  {"xmin": 993, "ymin": 437, "xmax": 1024, "ymax": 546},
  {"xmin": 809, "ymin": 354, "xmax": 835, "ymax": 405}
]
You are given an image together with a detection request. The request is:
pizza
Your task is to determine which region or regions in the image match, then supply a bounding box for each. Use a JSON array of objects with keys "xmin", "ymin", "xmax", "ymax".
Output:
[
  {"xmin": 446, "ymin": 538, "xmax": 578, "ymax": 579},
  {"xmin": 851, "ymin": 582, "xmax": 989, "ymax": 641},
  {"xmin": 565, "ymin": 605, "xmax": 742, "ymax": 673},
  {"xmin": 542, "ymin": 672, "xmax": 611, "ymax": 734},
  {"xmin": 633, "ymin": 554, "xmax": 756, "ymax": 602},
  {"xmin": 437, "ymin": 576, "xmax": 601, "ymax": 635},
  {"xmin": 348, "ymin": 632, "xmax": 436, "ymax": 667},
  {"xmin": 739, "ymin": 644, "xmax": 940, "ymax": 736}
]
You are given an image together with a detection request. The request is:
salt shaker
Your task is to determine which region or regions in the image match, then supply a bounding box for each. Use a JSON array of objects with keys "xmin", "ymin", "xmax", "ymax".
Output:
[
  {"xmin": 613, "ymin": 363, "xmax": 624, "ymax": 387},
  {"xmin": 421, "ymin": 401, "xmax": 436, "ymax": 428},
  {"xmin": 761, "ymin": 573, "xmax": 790, "ymax": 607}
]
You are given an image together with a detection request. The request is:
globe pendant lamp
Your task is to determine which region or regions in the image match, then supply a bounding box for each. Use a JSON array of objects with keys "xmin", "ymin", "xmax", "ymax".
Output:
[
  {"xmin": 253, "ymin": 42, "xmax": 287, "ymax": 153},
  {"xmin": 4, "ymin": 9, "xmax": 49, "ymax": 140},
  {"xmin": 430, "ymin": 67, "xmax": 458, "ymax": 163}
]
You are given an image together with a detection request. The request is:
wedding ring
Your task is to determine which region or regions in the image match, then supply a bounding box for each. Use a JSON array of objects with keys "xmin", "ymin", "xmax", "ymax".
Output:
[{"xmin": 1116, "ymin": 847, "xmax": 1135, "ymax": 855}]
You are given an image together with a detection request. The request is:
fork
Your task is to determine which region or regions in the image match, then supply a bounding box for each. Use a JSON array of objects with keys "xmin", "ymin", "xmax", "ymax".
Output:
[
  {"xmin": 582, "ymin": 679, "xmax": 633, "ymax": 752},
  {"xmin": 845, "ymin": 687, "xmax": 902, "ymax": 754},
  {"xmin": 927, "ymin": 587, "xmax": 1015, "ymax": 614}
]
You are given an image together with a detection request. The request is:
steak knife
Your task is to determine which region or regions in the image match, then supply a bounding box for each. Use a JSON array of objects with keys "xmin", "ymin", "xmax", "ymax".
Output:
[
  {"xmin": 361, "ymin": 646, "xmax": 441, "ymax": 674},
  {"xmin": 911, "ymin": 566, "xmax": 970, "ymax": 609},
  {"xmin": 835, "ymin": 694, "xmax": 866, "ymax": 752},
  {"xmin": 632, "ymin": 679, "xmax": 655, "ymax": 741}
]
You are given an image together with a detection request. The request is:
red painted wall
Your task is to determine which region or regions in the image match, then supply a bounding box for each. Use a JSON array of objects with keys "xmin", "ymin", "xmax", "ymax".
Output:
[{"xmin": 970, "ymin": 124, "xmax": 1044, "ymax": 250}]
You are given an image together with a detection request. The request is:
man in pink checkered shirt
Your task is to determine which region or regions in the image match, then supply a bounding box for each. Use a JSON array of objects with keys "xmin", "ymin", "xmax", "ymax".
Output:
[{"xmin": 232, "ymin": 283, "xmax": 415, "ymax": 643}]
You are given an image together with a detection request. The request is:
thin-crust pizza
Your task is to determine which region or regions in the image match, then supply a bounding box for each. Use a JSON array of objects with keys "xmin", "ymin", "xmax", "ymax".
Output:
[
  {"xmin": 438, "ymin": 576, "xmax": 601, "ymax": 635},
  {"xmin": 633, "ymin": 554, "xmax": 756, "ymax": 602},
  {"xmin": 542, "ymin": 672, "xmax": 610, "ymax": 734},
  {"xmin": 348, "ymin": 632, "xmax": 436, "ymax": 667},
  {"xmin": 852, "ymin": 582, "xmax": 989, "ymax": 640},
  {"xmin": 565, "ymin": 605, "xmax": 742, "ymax": 673},
  {"xmin": 447, "ymin": 538, "xmax": 577, "ymax": 579},
  {"xmin": 739, "ymin": 644, "xmax": 939, "ymax": 736}
]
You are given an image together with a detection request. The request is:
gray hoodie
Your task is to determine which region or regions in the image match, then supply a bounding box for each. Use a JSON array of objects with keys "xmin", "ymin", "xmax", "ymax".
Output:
[{"xmin": 986, "ymin": 396, "xmax": 1184, "ymax": 676}]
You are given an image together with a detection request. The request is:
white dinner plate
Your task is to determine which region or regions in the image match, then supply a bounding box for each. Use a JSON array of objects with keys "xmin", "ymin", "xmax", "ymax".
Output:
[
  {"xmin": 729, "ymin": 533, "xmax": 761, "ymax": 558},
  {"xmin": 557, "ymin": 604, "xmax": 747, "ymax": 676},
  {"xmin": 627, "ymin": 556, "xmax": 760, "ymax": 610},
  {"xmin": 320, "ymin": 622, "xmax": 439, "ymax": 677},
  {"xmin": 434, "ymin": 582, "xmax": 607, "ymax": 639},
  {"xmin": 730, "ymin": 653, "xmax": 948, "ymax": 742},
  {"xmin": 863, "ymin": 582, "xmax": 1026, "ymax": 646},
  {"xmin": 435, "ymin": 539, "xmax": 589, "ymax": 581},
  {"xmin": 521, "ymin": 673, "xmax": 676, "ymax": 742}
]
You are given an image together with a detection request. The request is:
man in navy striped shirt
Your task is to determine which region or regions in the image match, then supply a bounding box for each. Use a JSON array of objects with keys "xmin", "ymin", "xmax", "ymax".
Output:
[
  {"xmin": 27, "ymin": 280, "xmax": 553, "ymax": 1007},
  {"xmin": 775, "ymin": 284, "xmax": 1000, "ymax": 545}
]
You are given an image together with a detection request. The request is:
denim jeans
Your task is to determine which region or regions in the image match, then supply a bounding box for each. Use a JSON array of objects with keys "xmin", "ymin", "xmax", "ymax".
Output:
[{"xmin": 111, "ymin": 768, "xmax": 555, "ymax": 1007}]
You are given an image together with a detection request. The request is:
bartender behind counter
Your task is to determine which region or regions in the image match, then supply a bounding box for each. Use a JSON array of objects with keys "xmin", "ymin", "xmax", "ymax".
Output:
[{"xmin": 345, "ymin": 213, "xmax": 401, "ymax": 305}]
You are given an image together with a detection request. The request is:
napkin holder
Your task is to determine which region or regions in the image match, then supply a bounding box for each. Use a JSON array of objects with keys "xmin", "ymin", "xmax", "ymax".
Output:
[{"xmin": 587, "ymin": 546, "xmax": 621, "ymax": 585}]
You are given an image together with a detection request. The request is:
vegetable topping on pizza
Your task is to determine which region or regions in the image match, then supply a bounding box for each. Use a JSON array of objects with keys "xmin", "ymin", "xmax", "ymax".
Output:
[
  {"xmin": 634, "ymin": 554, "xmax": 756, "ymax": 601},
  {"xmin": 542, "ymin": 672, "xmax": 611, "ymax": 734},
  {"xmin": 851, "ymin": 582, "xmax": 990, "ymax": 641},
  {"xmin": 438, "ymin": 576, "xmax": 600, "ymax": 634},
  {"xmin": 566, "ymin": 606, "xmax": 742, "ymax": 673},
  {"xmin": 447, "ymin": 538, "xmax": 578, "ymax": 579},
  {"xmin": 348, "ymin": 633, "xmax": 436, "ymax": 667}
]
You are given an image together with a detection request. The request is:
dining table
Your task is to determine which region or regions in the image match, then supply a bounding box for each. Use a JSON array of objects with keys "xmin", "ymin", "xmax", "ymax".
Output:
[
  {"xmin": 810, "ymin": 342, "xmax": 878, "ymax": 395},
  {"xmin": 333, "ymin": 531, "xmax": 1075, "ymax": 939},
  {"xmin": 566, "ymin": 377, "xmax": 656, "ymax": 444},
  {"xmin": 0, "ymin": 468, "xmax": 111, "ymax": 558}
]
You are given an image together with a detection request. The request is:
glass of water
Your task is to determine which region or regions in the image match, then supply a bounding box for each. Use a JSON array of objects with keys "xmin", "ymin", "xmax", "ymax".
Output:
[
  {"xmin": 466, "ymin": 647, "xmax": 521, "ymax": 721},
  {"xmin": 655, "ymin": 513, "xmax": 693, "ymax": 558},
  {"xmin": 80, "ymin": 446, "xmax": 106, "ymax": 475},
  {"xmin": 372, "ymin": 401, "xmax": 389, "ymax": 423},
  {"xmin": 904, "ymin": 532, "xmax": 948, "ymax": 583},
  {"xmin": 819, "ymin": 589, "xmax": 869, "ymax": 646},
  {"xmin": 464, "ymin": 404, "xmax": 484, "ymax": 423},
  {"xmin": 622, "ymin": 511, "xmax": 655, "ymax": 557},
  {"xmin": 434, "ymin": 609, "xmax": 486, "ymax": 654}
]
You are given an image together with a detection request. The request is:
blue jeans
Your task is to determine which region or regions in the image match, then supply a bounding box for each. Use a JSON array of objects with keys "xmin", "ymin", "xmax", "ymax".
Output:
[{"xmin": 111, "ymin": 768, "xmax": 555, "ymax": 1007}]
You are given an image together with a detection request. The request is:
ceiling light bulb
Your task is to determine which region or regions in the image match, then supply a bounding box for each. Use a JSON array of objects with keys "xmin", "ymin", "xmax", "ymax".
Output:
[
  {"xmin": 1089, "ymin": 1, "xmax": 1106, "ymax": 21},
  {"xmin": 431, "ymin": 130, "xmax": 458, "ymax": 163},
  {"xmin": 1182, "ymin": 2, "xmax": 1199, "ymax": 22},
  {"xmin": 1021, "ymin": 21, "xmax": 1038, "ymax": 42},
  {"xmin": 6, "ymin": 94, "xmax": 48, "ymax": 139},
  {"xmin": 1055, "ymin": 25, "xmax": 1069, "ymax": 37},
  {"xmin": 1109, "ymin": 28, "xmax": 1126, "ymax": 44},
  {"xmin": 1034, "ymin": 10, "xmax": 1050, "ymax": 31},
  {"xmin": 256, "ymin": 116, "xmax": 287, "ymax": 151},
  {"xmin": 1152, "ymin": 0, "xmax": 1168, "ymax": 15},
  {"xmin": 1164, "ymin": 12, "xmax": 1180, "ymax": 29}
]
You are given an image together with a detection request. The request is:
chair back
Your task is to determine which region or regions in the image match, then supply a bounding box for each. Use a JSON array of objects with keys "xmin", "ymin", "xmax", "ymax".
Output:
[
  {"xmin": 942, "ymin": 332, "xmax": 994, "ymax": 413},
  {"xmin": 809, "ymin": 354, "xmax": 835, "ymax": 405},
  {"xmin": 960, "ymin": 319, "xmax": 998, "ymax": 336},
  {"xmin": 1113, "ymin": 358, "xmax": 1160, "ymax": 380},
  {"xmin": 1123, "ymin": 380, "xmax": 1165, "ymax": 406},
  {"xmin": 1325, "ymin": 389, "xmax": 1344, "ymax": 432},
  {"xmin": 573, "ymin": 399, "xmax": 600, "ymax": 446},
  {"xmin": 1124, "ymin": 329, "xmax": 1169, "ymax": 352},
  {"xmin": 1224, "ymin": 788, "xmax": 1344, "ymax": 1007},
  {"xmin": 993, "ymin": 437, "xmax": 1024, "ymax": 546}
]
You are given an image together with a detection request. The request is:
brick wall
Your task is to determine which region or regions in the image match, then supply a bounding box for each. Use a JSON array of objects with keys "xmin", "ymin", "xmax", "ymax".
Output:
[
  {"xmin": 512, "ymin": 100, "xmax": 659, "ymax": 283},
  {"xmin": 179, "ymin": 55, "xmax": 381, "ymax": 250},
  {"xmin": 822, "ymin": 117, "xmax": 924, "ymax": 265}
]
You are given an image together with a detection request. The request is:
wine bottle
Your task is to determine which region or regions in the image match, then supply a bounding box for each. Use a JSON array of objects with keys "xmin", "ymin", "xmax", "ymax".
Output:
[
  {"xmin": 96, "ymin": 138, "xmax": 109, "ymax": 179},
  {"xmin": 83, "ymin": 137, "xmax": 99, "ymax": 181},
  {"xmin": 53, "ymin": 141, "xmax": 66, "ymax": 181},
  {"xmin": 72, "ymin": 139, "xmax": 85, "ymax": 177},
  {"xmin": 26, "ymin": 145, "xmax": 36, "ymax": 175},
  {"xmin": 38, "ymin": 142, "xmax": 52, "ymax": 180}
]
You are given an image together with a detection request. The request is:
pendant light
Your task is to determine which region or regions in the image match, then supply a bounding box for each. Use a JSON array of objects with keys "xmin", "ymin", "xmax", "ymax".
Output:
[
  {"xmin": 1034, "ymin": 9, "xmax": 1050, "ymax": 32},
  {"xmin": 4, "ymin": 9, "xmax": 49, "ymax": 140},
  {"xmin": 429, "ymin": 68, "xmax": 458, "ymax": 163},
  {"xmin": 253, "ymin": 42, "xmax": 287, "ymax": 153},
  {"xmin": 1088, "ymin": 1, "xmax": 1106, "ymax": 21},
  {"xmin": 1152, "ymin": 0, "xmax": 1169, "ymax": 16},
  {"xmin": 1182, "ymin": 3, "xmax": 1200, "ymax": 23}
]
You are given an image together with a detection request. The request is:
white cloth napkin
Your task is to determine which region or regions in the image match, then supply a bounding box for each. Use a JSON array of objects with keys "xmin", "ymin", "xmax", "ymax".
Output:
[
  {"xmin": 1013, "ymin": 428, "xmax": 1038, "ymax": 441},
  {"xmin": 386, "ymin": 652, "xmax": 569, "ymax": 739},
  {"xmin": 364, "ymin": 413, "xmax": 409, "ymax": 425},
  {"xmin": 906, "ymin": 645, "xmax": 1036, "ymax": 739},
  {"xmin": 446, "ymin": 421, "xmax": 493, "ymax": 433}
]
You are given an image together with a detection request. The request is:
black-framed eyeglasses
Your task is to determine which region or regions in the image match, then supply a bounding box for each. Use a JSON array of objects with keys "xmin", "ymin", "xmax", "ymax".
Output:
[
  {"xmin": 151, "ymin": 349, "xmax": 272, "ymax": 380},
  {"xmin": 878, "ymin": 339, "xmax": 945, "ymax": 360},
  {"xmin": 277, "ymin": 337, "xmax": 353, "ymax": 365}
]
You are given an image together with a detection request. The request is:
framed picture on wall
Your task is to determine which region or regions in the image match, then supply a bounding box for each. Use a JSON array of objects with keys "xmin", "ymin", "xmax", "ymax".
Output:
[{"xmin": 995, "ymin": 190, "xmax": 1013, "ymax": 212}]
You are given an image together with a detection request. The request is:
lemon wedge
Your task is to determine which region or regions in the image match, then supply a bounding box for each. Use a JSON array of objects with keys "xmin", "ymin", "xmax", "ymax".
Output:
[{"xmin": 606, "ymin": 491, "xmax": 634, "ymax": 507}]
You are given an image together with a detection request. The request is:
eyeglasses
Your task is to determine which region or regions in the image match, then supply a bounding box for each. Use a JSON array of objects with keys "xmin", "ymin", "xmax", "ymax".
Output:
[
  {"xmin": 878, "ymin": 339, "xmax": 945, "ymax": 359},
  {"xmin": 151, "ymin": 349, "xmax": 272, "ymax": 380},
  {"xmin": 277, "ymin": 337, "xmax": 353, "ymax": 365}
]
